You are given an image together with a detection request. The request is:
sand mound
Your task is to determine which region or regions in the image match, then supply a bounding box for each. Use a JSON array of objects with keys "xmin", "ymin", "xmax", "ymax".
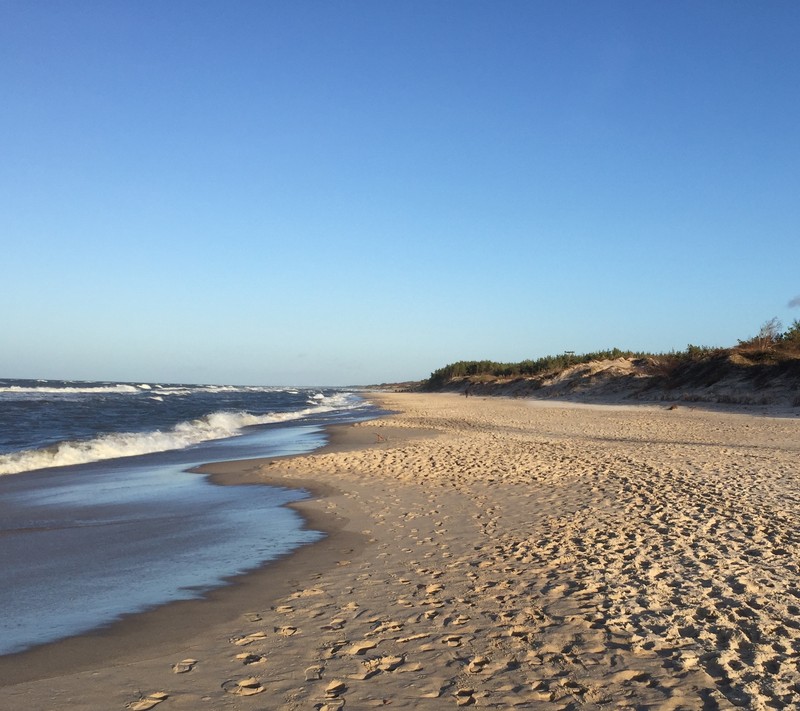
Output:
[{"xmin": 434, "ymin": 355, "xmax": 800, "ymax": 408}]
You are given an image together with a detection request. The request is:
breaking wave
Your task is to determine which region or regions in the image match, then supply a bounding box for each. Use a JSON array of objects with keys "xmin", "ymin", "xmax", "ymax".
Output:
[
  {"xmin": 0, "ymin": 384, "xmax": 143, "ymax": 396},
  {"xmin": 0, "ymin": 392, "xmax": 363, "ymax": 475},
  {"xmin": 0, "ymin": 383, "xmax": 298, "ymax": 398}
]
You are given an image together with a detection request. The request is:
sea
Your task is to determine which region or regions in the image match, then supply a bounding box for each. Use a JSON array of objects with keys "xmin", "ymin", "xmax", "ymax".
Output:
[{"xmin": 0, "ymin": 378, "xmax": 382, "ymax": 656}]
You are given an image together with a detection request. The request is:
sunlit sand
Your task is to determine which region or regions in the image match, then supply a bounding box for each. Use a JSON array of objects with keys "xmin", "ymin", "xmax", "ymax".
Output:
[{"xmin": 3, "ymin": 392, "xmax": 799, "ymax": 709}]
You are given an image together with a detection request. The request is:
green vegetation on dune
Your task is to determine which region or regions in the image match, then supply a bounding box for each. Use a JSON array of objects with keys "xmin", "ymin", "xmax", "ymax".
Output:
[
  {"xmin": 423, "ymin": 319, "xmax": 800, "ymax": 392},
  {"xmin": 425, "ymin": 348, "xmax": 645, "ymax": 389}
]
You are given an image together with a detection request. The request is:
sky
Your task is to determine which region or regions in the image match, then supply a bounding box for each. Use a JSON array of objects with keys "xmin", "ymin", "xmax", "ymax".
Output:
[{"xmin": 2, "ymin": 1, "xmax": 799, "ymax": 385}]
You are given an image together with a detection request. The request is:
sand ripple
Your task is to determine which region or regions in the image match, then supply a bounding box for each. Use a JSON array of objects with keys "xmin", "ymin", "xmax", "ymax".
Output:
[{"xmin": 6, "ymin": 393, "xmax": 799, "ymax": 710}]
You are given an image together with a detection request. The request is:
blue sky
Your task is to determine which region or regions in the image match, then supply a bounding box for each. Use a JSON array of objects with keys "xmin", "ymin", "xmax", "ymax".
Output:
[{"xmin": 2, "ymin": 1, "xmax": 799, "ymax": 385}]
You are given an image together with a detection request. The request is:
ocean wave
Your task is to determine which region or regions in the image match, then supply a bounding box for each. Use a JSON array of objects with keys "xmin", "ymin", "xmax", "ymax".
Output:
[
  {"xmin": 0, "ymin": 393, "xmax": 364, "ymax": 475},
  {"xmin": 0, "ymin": 383, "xmax": 305, "ymax": 398},
  {"xmin": 0, "ymin": 384, "xmax": 143, "ymax": 396}
]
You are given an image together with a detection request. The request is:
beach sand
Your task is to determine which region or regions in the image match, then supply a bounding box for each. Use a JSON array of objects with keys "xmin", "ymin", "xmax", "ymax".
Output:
[{"xmin": 2, "ymin": 392, "xmax": 800, "ymax": 710}]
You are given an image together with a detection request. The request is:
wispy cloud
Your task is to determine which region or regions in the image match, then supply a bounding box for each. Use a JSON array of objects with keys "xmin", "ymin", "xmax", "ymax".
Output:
[{"xmin": 789, "ymin": 296, "xmax": 800, "ymax": 309}]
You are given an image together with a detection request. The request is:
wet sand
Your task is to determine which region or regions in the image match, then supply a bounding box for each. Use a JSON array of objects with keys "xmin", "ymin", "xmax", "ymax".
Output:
[{"xmin": 2, "ymin": 392, "xmax": 800, "ymax": 710}]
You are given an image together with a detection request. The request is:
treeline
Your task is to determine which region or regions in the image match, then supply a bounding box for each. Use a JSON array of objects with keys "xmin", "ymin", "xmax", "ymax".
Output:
[{"xmin": 423, "ymin": 318, "xmax": 800, "ymax": 390}]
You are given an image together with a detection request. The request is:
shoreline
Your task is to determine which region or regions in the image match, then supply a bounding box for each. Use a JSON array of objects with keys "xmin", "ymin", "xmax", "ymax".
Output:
[
  {"xmin": 0, "ymin": 397, "xmax": 404, "ymax": 687},
  {"xmin": 3, "ymin": 392, "xmax": 799, "ymax": 709}
]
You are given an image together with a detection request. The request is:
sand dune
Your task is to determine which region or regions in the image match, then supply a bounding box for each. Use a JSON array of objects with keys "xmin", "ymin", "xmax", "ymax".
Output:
[
  {"xmin": 2, "ymin": 392, "xmax": 799, "ymax": 709},
  {"xmin": 434, "ymin": 356, "xmax": 800, "ymax": 408}
]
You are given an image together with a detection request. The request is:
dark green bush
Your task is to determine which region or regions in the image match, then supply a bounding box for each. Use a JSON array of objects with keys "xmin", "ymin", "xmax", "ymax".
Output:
[{"xmin": 423, "ymin": 319, "xmax": 800, "ymax": 391}]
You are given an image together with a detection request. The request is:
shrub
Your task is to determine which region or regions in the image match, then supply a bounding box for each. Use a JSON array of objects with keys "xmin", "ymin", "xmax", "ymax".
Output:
[
  {"xmin": 783, "ymin": 319, "xmax": 800, "ymax": 348},
  {"xmin": 423, "ymin": 317, "xmax": 800, "ymax": 391},
  {"xmin": 738, "ymin": 318, "xmax": 782, "ymax": 351}
]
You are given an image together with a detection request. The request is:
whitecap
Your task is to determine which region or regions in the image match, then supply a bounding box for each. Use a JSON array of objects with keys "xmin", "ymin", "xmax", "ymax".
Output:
[
  {"xmin": 0, "ymin": 394, "xmax": 366, "ymax": 476},
  {"xmin": 0, "ymin": 384, "xmax": 141, "ymax": 396}
]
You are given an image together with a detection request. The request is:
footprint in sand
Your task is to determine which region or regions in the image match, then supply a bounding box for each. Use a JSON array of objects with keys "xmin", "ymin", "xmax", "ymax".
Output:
[
  {"xmin": 347, "ymin": 657, "xmax": 381, "ymax": 680},
  {"xmin": 275, "ymin": 625, "xmax": 298, "ymax": 636},
  {"xmin": 321, "ymin": 617, "xmax": 346, "ymax": 630},
  {"xmin": 454, "ymin": 687, "xmax": 476, "ymax": 706},
  {"xmin": 441, "ymin": 634, "xmax": 462, "ymax": 647},
  {"xmin": 467, "ymin": 655, "xmax": 489, "ymax": 673},
  {"xmin": 305, "ymin": 665, "xmax": 323, "ymax": 680},
  {"xmin": 231, "ymin": 631, "xmax": 267, "ymax": 646},
  {"xmin": 420, "ymin": 679, "xmax": 453, "ymax": 699},
  {"xmin": 316, "ymin": 702, "xmax": 345, "ymax": 711},
  {"xmin": 322, "ymin": 640, "xmax": 348, "ymax": 658},
  {"xmin": 171, "ymin": 658, "xmax": 197, "ymax": 673},
  {"xmin": 235, "ymin": 652, "xmax": 266, "ymax": 665},
  {"xmin": 377, "ymin": 654, "xmax": 405, "ymax": 671},
  {"xmin": 127, "ymin": 692, "xmax": 169, "ymax": 710},
  {"xmin": 368, "ymin": 620, "xmax": 404, "ymax": 636},
  {"xmin": 325, "ymin": 679, "xmax": 347, "ymax": 696},
  {"xmin": 311, "ymin": 680, "xmax": 347, "ymax": 711},
  {"xmin": 221, "ymin": 676, "xmax": 265, "ymax": 696},
  {"xmin": 397, "ymin": 661, "xmax": 424, "ymax": 673},
  {"xmin": 347, "ymin": 640, "xmax": 378, "ymax": 655}
]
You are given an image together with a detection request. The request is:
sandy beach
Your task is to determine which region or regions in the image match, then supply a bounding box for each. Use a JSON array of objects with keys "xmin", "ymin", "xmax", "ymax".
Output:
[{"xmin": 2, "ymin": 392, "xmax": 800, "ymax": 710}]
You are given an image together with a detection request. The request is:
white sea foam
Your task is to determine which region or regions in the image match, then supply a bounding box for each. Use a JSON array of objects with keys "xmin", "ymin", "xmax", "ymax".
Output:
[
  {"xmin": 0, "ymin": 383, "xmax": 290, "ymax": 398},
  {"xmin": 0, "ymin": 392, "xmax": 364, "ymax": 475},
  {"xmin": 0, "ymin": 384, "xmax": 142, "ymax": 396}
]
